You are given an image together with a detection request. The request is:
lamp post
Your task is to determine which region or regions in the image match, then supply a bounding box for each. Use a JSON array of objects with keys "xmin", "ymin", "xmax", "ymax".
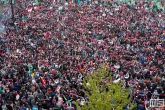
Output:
[{"xmin": 10, "ymin": 0, "xmax": 15, "ymax": 26}]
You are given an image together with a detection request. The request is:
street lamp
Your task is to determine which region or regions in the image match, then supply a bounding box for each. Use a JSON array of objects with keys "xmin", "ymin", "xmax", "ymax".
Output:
[{"xmin": 10, "ymin": 0, "xmax": 15, "ymax": 26}]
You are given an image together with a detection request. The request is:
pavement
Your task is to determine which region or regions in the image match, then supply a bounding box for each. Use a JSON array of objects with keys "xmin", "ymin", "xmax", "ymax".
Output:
[{"xmin": 0, "ymin": 4, "xmax": 5, "ymax": 32}]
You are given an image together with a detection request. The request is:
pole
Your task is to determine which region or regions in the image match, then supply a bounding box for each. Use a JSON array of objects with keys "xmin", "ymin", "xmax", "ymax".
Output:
[{"xmin": 10, "ymin": 0, "xmax": 15, "ymax": 26}]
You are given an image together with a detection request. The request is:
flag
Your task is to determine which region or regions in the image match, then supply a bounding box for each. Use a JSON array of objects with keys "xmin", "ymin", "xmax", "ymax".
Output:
[
  {"xmin": 34, "ymin": 6, "xmax": 40, "ymax": 11},
  {"xmin": 28, "ymin": 64, "xmax": 33, "ymax": 71},
  {"xmin": 34, "ymin": 0, "xmax": 39, "ymax": 6},
  {"xmin": 153, "ymin": 5, "xmax": 158, "ymax": 12},
  {"xmin": 27, "ymin": 7, "xmax": 33, "ymax": 12}
]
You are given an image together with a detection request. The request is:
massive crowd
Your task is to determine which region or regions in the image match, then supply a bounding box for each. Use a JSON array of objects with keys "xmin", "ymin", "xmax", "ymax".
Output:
[{"xmin": 0, "ymin": 0, "xmax": 165, "ymax": 110}]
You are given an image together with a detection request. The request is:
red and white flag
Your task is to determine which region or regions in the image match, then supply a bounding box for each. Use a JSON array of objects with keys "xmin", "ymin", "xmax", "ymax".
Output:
[{"xmin": 27, "ymin": 7, "xmax": 33, "ymax": 12}]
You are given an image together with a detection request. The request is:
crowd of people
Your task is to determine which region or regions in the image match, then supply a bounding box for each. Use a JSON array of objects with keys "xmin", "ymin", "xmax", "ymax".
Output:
[{"xmin": 0, "ymin": 0, "xmax": 165, "ymax": 110}]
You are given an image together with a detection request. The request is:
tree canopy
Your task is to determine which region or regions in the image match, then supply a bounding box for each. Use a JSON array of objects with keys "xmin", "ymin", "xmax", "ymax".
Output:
[{"xmin": 74, "ymin": 65, "xmax": 135, "ymax": 110}]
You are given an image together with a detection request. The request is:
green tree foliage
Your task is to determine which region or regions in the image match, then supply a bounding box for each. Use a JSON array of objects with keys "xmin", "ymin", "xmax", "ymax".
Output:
[{"xmin": 74, "ymin": 65, "xmax": 131, "ymax": 110}]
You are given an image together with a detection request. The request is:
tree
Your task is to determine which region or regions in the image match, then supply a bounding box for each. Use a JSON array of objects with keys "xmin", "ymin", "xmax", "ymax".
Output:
[{"xmin": 74, "ymin": 64, "xmax": 133, "ymax": 110}]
